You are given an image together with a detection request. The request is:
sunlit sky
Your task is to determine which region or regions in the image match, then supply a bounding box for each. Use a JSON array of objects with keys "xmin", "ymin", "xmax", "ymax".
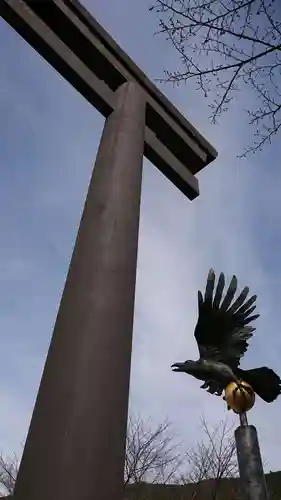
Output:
[{"xmin": 1, "ymin": 0, "xmax": 281, "ymax": 475}]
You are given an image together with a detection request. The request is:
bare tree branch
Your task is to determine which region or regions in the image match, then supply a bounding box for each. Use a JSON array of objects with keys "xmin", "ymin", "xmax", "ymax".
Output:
[
  {"xmin": 0, "ymin": 452, "xmax": 19, "ymax": 496},
  {"xmin": 178, "ymin": 416, "xmax": 238, "ymax": 499},
  {"xmin": 150, "ymin": 0, "xmax": 281, "ymax": 155},
  {"xmin": 124, "ymin": 413, "xmax": 181, "ymax": 489}
]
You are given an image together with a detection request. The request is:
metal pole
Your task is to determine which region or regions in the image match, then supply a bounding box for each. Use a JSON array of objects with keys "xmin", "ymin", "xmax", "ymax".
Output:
[
  {"xmin": 239, "ymin": 412, "xmax": 248, "ymax": 427},
  {"xmin": 235, "ymin": 424, "xmax": 268, "ymax": 500},
  {"xmin": 14, "ymin": 81, "xmax": 146, "ymax": 500}
]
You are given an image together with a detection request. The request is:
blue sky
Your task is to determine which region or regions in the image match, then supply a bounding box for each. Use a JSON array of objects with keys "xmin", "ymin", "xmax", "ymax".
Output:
[{"xmin": 1, "ymin": 0, "xmax": 281, "ymax": 476}]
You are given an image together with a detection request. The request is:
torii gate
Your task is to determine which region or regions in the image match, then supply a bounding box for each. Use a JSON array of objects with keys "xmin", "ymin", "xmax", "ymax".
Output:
[{"xmin": 0, "ymin": 1, "xmax": 217, "ymax": 499}]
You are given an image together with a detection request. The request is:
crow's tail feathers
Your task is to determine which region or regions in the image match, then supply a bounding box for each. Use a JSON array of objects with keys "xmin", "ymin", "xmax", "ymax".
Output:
[{"xmin": 240, "ymin": 367, "xmax": 281, "ymax": 403}]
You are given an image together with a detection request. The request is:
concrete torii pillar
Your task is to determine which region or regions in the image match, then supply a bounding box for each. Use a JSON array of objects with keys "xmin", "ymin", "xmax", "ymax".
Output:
[{"xmin": 14, "ymin": 81, "xmax": 146, "ymax": 500}]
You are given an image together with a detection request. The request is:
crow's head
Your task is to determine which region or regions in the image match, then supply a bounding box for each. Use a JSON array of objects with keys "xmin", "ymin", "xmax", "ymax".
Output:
[{"xmin": 171, "ymin": 360, "xmax": 198, "ymax": 374}]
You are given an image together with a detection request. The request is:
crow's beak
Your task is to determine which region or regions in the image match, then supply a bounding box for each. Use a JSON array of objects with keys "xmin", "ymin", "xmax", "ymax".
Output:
[{"xmin": 171, "ymin": 362, "xmax": 184, "ymax": 372}]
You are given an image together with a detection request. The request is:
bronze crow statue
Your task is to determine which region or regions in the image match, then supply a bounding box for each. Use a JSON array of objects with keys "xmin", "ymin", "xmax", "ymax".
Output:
[{"xmin": 172, "ymin": 269, "xmax": 281, "ymax": 403}]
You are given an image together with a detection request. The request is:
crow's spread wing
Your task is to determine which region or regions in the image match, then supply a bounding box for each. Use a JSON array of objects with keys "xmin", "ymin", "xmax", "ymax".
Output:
[{"xmin": 194, "ymin": 269, "xmax": 259, "ymax": 369}]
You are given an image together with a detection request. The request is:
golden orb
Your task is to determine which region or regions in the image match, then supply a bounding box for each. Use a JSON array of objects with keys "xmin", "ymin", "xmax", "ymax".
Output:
[{"xmin": 224, "ymin": 380, "xmax": 255, "ymax": 414}]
